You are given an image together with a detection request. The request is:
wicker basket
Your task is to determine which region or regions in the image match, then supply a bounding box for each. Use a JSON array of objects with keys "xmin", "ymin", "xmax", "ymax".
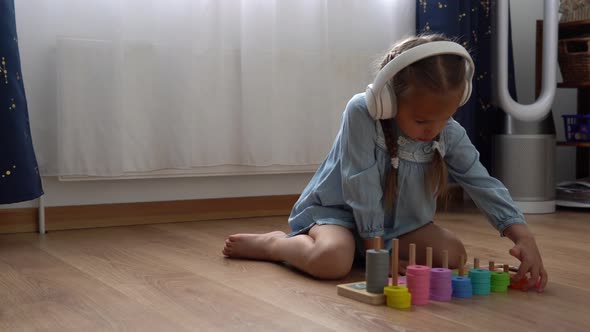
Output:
[
  {"xmin": 558, "ymin": 37, "xmax": 590, "ymax": 83},
  {"xmin": 560, "ymin": 7, "xmax": 590, "ymax": 23}
]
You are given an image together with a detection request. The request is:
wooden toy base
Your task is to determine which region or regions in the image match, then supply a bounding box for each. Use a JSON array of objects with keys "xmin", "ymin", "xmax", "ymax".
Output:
[{"xmin": 337, "ymin": 281, "xmax": 386, "ymax": 305}]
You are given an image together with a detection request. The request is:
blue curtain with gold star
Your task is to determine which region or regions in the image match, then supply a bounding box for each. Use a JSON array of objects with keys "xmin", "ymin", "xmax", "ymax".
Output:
[
  {"xmin": 416, "ymin": 0, "xmax": 518, "ymax": 170},
  {"xmin": 0, "ymin": 0, "xmax": 43, "ymax": 204}
]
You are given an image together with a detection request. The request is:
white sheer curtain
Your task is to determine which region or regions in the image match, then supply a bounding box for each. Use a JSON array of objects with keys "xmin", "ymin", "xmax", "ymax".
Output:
[{"xmin": 16, "ymin": 0, "xmax": 415, "ymax": 177}]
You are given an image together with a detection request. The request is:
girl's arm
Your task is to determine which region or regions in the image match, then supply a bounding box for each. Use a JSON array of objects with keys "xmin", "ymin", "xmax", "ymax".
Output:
[
  {"xmin": 444, "ymin": 122, "xmax": 526, "ymax": 234},
  {"xmin": 340, "ymin": 94, "xmax": 385, "ymax": 240},
  {"xmin": 444, "ymin": 120, "xmax": 546, "ymax": 292}
]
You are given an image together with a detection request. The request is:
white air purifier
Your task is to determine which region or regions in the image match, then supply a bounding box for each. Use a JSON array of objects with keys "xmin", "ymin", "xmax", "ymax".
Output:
[{"xmin": 492, "ymin": 0, "xmax": 559, "ymax": 214}]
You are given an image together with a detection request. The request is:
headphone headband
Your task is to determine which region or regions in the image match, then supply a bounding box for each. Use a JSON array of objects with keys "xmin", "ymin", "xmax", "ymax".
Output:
[{"xmin": 366, "ymin": 40, "xmax": 475, "ymax": 120}]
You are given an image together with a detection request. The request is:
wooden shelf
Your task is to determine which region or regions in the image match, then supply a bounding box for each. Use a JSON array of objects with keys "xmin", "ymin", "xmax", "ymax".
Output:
[
  {"xmin": 557, "ymin": 141, "xmax": 590, "ymax": 147},
  {"xmin": 559, "ymin": 20, "xmax": 590, "ymax": 29},
  {"xmin": 557, "ymin": 20, "xmax": 590, "ymax": 39},
  {"xmin": 558, "ymin": 82, "xmax": 590, "ymax": 88},
  {"xmin": 537, "ymin": 20, "xmax": 590, "ymax": 178}
]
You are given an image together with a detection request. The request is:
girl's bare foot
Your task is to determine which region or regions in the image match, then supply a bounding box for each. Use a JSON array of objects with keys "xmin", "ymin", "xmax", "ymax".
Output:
[{"xmin": 222, "ymin": 231, "xmax": 286, "ymax": 261}]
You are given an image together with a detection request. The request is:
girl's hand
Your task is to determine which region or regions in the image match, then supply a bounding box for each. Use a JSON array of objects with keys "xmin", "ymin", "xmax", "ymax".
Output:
[{"xmin": 505, "ymin": 224, "xmax": 548, "ymax": 292}]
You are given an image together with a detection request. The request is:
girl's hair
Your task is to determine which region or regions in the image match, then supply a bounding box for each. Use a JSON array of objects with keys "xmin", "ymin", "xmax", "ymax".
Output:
[{"xmin": 378, "ymin": 33, "xmax": 467, "ymax": 212}]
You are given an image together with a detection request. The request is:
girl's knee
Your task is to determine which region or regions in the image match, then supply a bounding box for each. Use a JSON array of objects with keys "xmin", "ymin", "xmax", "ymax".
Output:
[{"xmin": 307, "ymin": 241, "xmax": 354, "ymax": 279}]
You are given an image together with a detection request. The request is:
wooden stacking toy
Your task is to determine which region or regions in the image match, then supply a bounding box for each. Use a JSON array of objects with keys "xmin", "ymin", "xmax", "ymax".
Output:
[{"xmin": 337, "ymin": 238, "xmax": 534, "ymax": 308}]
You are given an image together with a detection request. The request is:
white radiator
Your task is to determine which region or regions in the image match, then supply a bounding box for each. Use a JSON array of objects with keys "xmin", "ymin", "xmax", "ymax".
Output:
[{"xmin": 57, "ymin": 164, "xmax": 318, "ymax": 181}]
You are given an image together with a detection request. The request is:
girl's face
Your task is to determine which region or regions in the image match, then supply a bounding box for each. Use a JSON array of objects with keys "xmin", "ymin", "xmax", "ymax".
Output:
[{"xmin": 394, "ymin": 88, "xmax": 464, "ymax": 142}]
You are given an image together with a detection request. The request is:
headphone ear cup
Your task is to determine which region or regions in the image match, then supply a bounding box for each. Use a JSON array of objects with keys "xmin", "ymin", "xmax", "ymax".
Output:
[
  {"xmin": 460, "ymin": 61, "xmax": 474, "ymax": 106},
  {"xmin": 366, "ymin": 84, "xmax": 380, "ymax": 119},
  {"xmin": 380, "ymin": 82, "xmax": 396, "ymax": 119},
  {"xmin": 460, "ymin": 77, "xmax": 473, "ymax": 106},
  {"xmin": 459, "ymin": 81, "xmax": 470, "ymax": 106}
]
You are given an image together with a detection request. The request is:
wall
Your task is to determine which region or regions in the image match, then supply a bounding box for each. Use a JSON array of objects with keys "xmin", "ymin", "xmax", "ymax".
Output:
[{"xmin": 3, "ymin": 1, "xmax": 578, "ymax": 210}]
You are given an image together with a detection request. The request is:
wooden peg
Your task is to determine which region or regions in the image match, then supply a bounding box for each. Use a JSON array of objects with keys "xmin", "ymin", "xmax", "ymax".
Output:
[
  {"xmin": 442, "ymin": 250, "xmax": 449, "ymax": 269},
  {"xmin": 391, "ymin": 239, "xmax": 399, "ymax": 286},
  {"xmin": 374, "ymin": 237, "xmax": 383, "ymax": 250},
  {"xmin": 503, "ymin": 264, "xmax": 509, "ymax": 273},
  {"xmin": 474, "ymin": 257, "xmax": 480, "ymax": 269},
  {"xmin": 458, "ymin": 255, "xmax": 465, "ymax": 276},
  {"xmin": 409, "ymin": 243, "xmax": 416, "ymax": 266},
  {"xmin": 426, "ymin": 247, "xmax": 433, "ymax": 268},
  {"xmin": 489, "ymin": 260, "xmax": 495, "ymax": 272},
  {"xmin": 363, "ymin": 237, "xmax": 383, "ymax": 252}
]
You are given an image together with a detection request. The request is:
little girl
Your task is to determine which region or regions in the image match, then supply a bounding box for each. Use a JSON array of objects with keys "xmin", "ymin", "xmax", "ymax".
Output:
[{"xmin": 223, "ymin": 34, "xmax": 547, "ymax": 292}]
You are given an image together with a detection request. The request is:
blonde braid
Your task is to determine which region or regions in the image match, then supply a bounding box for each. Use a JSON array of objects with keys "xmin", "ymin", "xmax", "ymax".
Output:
[{"xmin": 379, "ymin": 119, "xmax": 398, "ymax": 213}]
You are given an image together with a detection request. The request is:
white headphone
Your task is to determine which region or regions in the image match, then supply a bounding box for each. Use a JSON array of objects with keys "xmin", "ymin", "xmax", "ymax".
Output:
[{"xmin": 366, "ymin": 41, "xmax": 475, "ymax": 120}]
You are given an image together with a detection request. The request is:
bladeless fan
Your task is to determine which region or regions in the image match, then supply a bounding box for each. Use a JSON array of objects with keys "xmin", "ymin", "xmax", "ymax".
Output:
[{"xmin": 492, "ymin": 0, "xmax": 558, "ymax": 213}]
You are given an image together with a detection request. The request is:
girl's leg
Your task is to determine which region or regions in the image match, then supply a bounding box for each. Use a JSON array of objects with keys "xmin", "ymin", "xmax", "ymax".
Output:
[
  {"xmin": 398, "ymin": 222, "xmax": 466, "ymax": 269},
  {"xmin": 222, "ymin": 224, "xmax": 355, "ymax": 279}
]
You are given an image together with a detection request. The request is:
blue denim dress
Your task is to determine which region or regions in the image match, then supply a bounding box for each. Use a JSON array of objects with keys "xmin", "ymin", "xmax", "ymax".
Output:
[{"xmin": 288, "ymin": 93, "xmax": 525, "ymax": 249}]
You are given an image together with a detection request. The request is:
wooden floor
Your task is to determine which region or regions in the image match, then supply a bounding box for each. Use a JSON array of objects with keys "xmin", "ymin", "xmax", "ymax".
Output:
[{"xmin": 1, "ymin": 208, "xmax": 589, "ymax": 331}]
